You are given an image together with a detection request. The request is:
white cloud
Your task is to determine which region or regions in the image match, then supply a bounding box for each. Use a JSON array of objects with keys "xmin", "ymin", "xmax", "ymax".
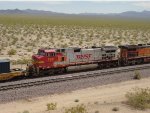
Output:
[
  {"xmin": 133, "ymin": 2, "xmax": 150, "ymax": 9},
  {"xmin": 43, "ymin": 1, "xmax": 68, "ymax": 5},
  {"xmin": 0, "ymin": 0, "xmax": 74, "ymax": 1}
]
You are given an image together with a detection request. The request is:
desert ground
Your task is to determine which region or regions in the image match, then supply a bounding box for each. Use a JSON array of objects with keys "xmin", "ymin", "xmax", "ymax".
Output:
[
  {"xmin": 1, "ymin": 25, "xmax": 150, "ymax": 60},
  {"xmin": 0, "ymin": 77, "xmax": 150, "ymax": 113}
]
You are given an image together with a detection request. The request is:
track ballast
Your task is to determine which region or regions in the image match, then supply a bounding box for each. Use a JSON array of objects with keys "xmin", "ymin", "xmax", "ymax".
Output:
[{"xmin": 0, "ymin": 64, "xmax": 150, "ymax": 91}]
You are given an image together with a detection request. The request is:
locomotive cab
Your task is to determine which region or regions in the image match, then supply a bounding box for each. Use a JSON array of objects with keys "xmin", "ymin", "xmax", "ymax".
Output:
[
  {"xmin": 27, "ymin": 48, "xmax": 58, "ymax": 76},
  {"xmin": 33, "ymin": 49, "xmax": 57, "ymax": 68},
  {"xmin": 37, "ymin": 49, "xmax": 56, "ymax": 57}
]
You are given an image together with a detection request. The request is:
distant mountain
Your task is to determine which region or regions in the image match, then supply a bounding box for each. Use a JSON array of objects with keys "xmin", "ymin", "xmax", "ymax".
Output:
[
  {"xmin": 119, "ymin": 10, "xmax": 150, "ymax": 19},
  {"xmin": 0, "ymin": 9, "xmax": 64, "ymax": 15},
  {"xmin": 0, "ymin": 9, "xmax": 150, "ymax": 19},
  {"xmin": 24, "ymin": 9, "xmax": 64, "ymax": 15},
  {"xmin": 80, "ymin": 11, "xmax": 150, "ymax": 19},
  {"xmin": 0, "ymin": 9, "xmax": 24, "ymax": 14}
]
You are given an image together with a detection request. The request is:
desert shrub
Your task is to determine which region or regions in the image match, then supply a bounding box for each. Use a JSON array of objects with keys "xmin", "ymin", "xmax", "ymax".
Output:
[
  {"xmin": 95, "ymin": 110, "xmax": 99, "ymax": 113},
  {"xmin": 112, "ymin": 107, "xmax": 119, "ymax": 111},
  {"xmin": 11, "ymin": 58, "xmax": 31, "ymax": 65},
  {"xmin": 27, "ymin": 49, "xmax": 32, "ymax": 52},
  {"xmin": 12, "ymin": 37, "xmax": 18, "ymax": 45},
  {"xmin": 126, "ymin": 87, "xmax": 150, "ymax": 110},
  {"xmin": 64, "ymin": 104, "xmax": 87, "ymax": 113},
  {"xmin": 17, "ymin": 58, "xmax": 31, "ymax": 64},
  {"xmin": 134, "ymin": 71, "xmax": 141, "ymax": 80},
  {"xmin": 21, "ymin": 37, "xmax": 24, "ymax": 41},
  {"xmin": 62, "ymin": 43, "xmax": 68, "ymax": 48},
  {"xmin": 74, "ymin": 99, "xmax": 79, "ymax": 102},
  {"xmin": 22, "ymin": 110, "xmax": 29, "ymax": 113},
  {"xmin": 8, "ymin": 49, "xmax": 16, "ymax": 55},
  {"xmin": 47, "ymin": 102, "xmax": 57, "ymax": 111},
  {"xmin": 94, "ymin": 101, "xmax": 99, "ymax": 105},
  {"xmin": 79, "ymin": 40, "xmax": 83, "ymax": 45}
]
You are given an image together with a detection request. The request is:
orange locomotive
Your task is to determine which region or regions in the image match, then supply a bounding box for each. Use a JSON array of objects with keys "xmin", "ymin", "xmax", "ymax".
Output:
[{"xmin": 119, "ymin": 44, "xmax": 150, "ymax": 65}]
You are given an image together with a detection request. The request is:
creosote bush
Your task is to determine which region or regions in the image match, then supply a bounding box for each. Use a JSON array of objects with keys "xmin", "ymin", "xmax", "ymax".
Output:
[
  {"xmin": 64, "ymin": 104, "xmax": 87, "ymax": 113},
  {"xmin": 22, "ymin": 110, "xmax": 30, "ymax": 113},
  {"xmin": 12, "ymin": 58, "xmax": 31, "ymax": 65},
  {"xmin": 126, "ymin": 87, "xmax": 150, "ymax": 110},
  {"xmin": 134, "ymin": 70, "xmax": 141, "ymax": 80},
  {"xmin": 95, "ymin": 110, "xmax": 99, "ymax": 113},
  {"xmin": 94, "ymin": 101, "xmax": 99, "ymax": 105},
  {"xmin": 47, "ymin": 102, "xmax": 57, "ymax": 111},
  {"xmin": 74, "ymin": 99, "xmax": 79, "ymax": 103},
  {"xmin": 8, "ymin": 49, "xmax": 16, "ymax": 55},
  {"xmin": 112, "ymin": 107, "xmax": 119, "ymax": 111}
]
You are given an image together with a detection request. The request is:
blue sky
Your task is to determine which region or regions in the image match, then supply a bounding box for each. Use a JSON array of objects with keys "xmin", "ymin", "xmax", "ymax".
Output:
[{"xmin": 0, "ymin": 1, "xmax": 150, "ymax": 14}]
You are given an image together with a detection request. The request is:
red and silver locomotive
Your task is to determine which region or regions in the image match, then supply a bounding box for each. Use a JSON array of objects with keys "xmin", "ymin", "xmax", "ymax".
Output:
[
  {"xmin": 26, "ymin": 44, "xmax": 150, "ymax": 76},
  {"xmin": 27, "ymin": 46, "xmax": 118, "ymax": 76}
]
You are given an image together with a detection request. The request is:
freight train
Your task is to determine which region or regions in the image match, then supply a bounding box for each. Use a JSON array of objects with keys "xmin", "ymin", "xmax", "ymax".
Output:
[{"xmin": 0, "ymin": 44, "xmax": 150, "ymax": 81}]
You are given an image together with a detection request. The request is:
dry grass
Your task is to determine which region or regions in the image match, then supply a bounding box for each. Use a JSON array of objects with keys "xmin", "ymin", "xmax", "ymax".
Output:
[
  {"xmin": 46, "ymin": 102, "xmax": 57, "ymax": 111},
  {"xmin": 112, "ymin": 107, "xmax": 119, "ymax": 111},
  {"xmin": 64, "ymin": 104, "xmax": 87, "ymax": 113},
  {"xmin": 134, "ymin": 71, "xmax": 141, "ymax": 80}
]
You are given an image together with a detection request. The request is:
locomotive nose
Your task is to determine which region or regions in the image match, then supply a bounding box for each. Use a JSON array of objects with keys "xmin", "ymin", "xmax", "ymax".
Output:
[{"xmin": 32, "ymin": 55, "xmax": 44, "ymax": 64}]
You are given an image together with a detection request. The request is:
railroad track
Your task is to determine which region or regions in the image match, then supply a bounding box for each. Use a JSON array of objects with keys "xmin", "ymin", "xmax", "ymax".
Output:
[{"xmin": 0, "ymin": 65, "xmax": 150, "ymax": 91}]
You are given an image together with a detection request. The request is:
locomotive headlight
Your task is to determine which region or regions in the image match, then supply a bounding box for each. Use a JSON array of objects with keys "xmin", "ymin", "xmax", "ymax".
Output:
[
  {"xmin": 32, "ymin": 55, "xmax": 45, "ymax": 64},
  {"xmin": 32, "ymin": 59, "xmax": 44, "ymax": 64}
]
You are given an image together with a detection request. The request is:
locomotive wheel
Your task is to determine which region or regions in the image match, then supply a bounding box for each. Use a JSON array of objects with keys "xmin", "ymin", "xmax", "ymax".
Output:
[
  {"xmin": 97, "ymin": 63, "xmax": 102, "ymax": 69},
  {"xmin": 55, "ymin": 68, "xmax": 64, "ymax": 74},
  {"xmin": 56, "ymin": 67, "xmax": 67, "ymax": 73},
  {"xmin": 48, "ymin": 69, "xmax": 55, "ymax": 75}
]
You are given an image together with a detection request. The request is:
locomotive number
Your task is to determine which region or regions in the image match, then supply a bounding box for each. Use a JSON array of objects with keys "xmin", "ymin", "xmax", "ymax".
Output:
[
  {"xmin": 48, "ymin": 58, "xmax": 53, "ymax": 62},
  {"xmin": 76, "ymin": 54, "xmax": 92, "ymax": 59}
]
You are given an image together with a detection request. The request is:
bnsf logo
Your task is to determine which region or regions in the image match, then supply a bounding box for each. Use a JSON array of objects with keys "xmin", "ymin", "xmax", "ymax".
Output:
[{"xmin": 76, "ymin": 54, "xmax": 92, "ymax": 59}]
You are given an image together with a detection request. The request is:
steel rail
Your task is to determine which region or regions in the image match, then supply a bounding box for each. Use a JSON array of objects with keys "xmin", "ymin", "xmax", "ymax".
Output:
[{"xmin": 0, "ymin": 65, "xmax": 150, "ymax": 91}]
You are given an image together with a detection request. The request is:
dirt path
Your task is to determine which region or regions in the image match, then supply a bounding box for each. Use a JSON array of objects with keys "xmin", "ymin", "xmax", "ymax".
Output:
[{"xmin": 0, "ymin": 78, "xmax": 150, "ymax": 113}]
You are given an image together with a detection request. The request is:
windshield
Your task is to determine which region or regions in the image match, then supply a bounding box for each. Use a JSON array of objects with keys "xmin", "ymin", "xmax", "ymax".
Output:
[{"xmin": 38, "ymin": 50, "xmax": 45, "ymax": 56}]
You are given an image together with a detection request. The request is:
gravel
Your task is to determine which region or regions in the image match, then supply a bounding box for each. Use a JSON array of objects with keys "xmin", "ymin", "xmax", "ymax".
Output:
[
  {"xmin": 1, "ymin": 63, "xmax": 150, "ymax": 86},
  {"xmin": 0, "ymin": 64, "xmax": 150, "ymax": 103}
]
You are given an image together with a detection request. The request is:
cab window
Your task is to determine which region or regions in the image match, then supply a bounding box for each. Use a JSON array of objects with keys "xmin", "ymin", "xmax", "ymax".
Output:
[
  {"xmin": 47, "ymin": 52, "xmax": 56, "ymax": 57},
  {"xmin": 38, "ymin": 50, "xmax": 45, "ymax": 56}
]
